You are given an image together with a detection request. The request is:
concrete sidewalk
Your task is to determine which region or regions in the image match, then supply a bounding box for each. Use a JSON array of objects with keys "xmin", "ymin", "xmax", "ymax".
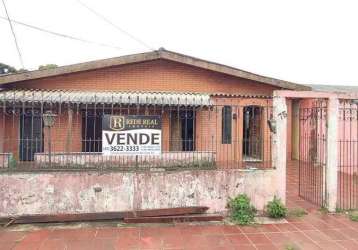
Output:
[{"xmin": 1, "ymin": 213, "xmax": 357, "ymax": 250}]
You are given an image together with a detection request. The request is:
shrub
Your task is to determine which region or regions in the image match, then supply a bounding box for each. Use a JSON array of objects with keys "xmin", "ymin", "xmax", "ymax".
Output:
[
  {"xmin": 227, "ymin": 194, "xmax": 256, "ymax": 225},
  {"xmin": 266, "ymin": 196, "xmax": 287, "ymax": 218}
]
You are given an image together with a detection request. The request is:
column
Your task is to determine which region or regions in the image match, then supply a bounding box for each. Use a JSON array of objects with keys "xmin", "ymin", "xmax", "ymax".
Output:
[
  {"xmin": 273, "ymin": 96, "xmax": 287, "ymax": 204},
  {"xmin": 326, "ymin": 97, "xmax": 339, "ymax": 212}
]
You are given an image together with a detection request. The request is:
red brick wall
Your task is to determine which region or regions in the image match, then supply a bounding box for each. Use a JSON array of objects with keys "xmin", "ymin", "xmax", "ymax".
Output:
[
  {"xmin": 10, "ymin": 59, "xmax": 277, "ymax": 95},
  {"xmin": 2, "ymin": 59, "xmax": 294, "ymax": 163},
  {"xmin": 43, "ymin": 110, "xmax": 82, "ymax": 153},
  {"xmin": 207, "ymin": 97, "xmax": 276, "ymax": 166},
  {"xmin": 0, "ymin": 110, "xmax": 19, "ymax": 159}
]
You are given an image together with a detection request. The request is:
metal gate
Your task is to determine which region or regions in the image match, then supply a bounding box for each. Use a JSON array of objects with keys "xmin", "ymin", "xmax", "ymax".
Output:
[
  {"xmin": 299, "ymin": 100, "xmax": 327, "ymax": 207},
  {"xmin": 338, "ymin": 100, "xmax": 358, "ymax": 210}
]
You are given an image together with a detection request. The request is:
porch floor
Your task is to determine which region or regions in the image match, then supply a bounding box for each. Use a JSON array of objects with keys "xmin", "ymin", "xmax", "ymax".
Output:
[{"xmin": 1, "ymin": 161, "xmax": 358, "ymax": 250}]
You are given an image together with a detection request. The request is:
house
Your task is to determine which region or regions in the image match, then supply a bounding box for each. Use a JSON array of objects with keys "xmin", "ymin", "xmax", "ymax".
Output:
[
  {"xmin": 2, "ymin": 49, "xmax": 357, "ymax": 217},
  {"xmin": 0, "ymin": 49, "xmax": 358, "ymax": 217},
  {"xmin": 0, "ymin": 49, "xmax": 310, "ymax": 169}
]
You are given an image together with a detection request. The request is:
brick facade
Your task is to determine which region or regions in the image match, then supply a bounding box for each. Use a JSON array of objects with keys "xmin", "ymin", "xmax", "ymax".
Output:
[
  {"xmin": 0, "ymin": 59, "xmax": 293, "ymax": 164},
  {"xmin": 9, "ymin": 59, "xmax": 277, "ymax": 95}
]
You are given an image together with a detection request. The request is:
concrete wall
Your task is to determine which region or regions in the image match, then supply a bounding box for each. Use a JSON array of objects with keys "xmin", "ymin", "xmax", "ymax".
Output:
[{"xmin": 0, "ymin": 169, "xmax": 278, "ymax": 217}]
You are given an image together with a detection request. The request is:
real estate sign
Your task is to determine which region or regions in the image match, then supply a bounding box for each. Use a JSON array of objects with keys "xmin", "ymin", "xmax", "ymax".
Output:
[{"xmin": 102, "ymin": 115, "xmax": 161, "ymax": 156}]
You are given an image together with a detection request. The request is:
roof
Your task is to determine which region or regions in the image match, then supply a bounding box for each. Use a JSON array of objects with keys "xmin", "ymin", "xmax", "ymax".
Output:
[
  {"xmin": 307, "ymin": 84, "xmax": 358, "ymax": 93},
  {"xmin": 0, "ymin": 49, "xmax": 310, "ymax": 91},
  {"xmin": 0, "ymin": 89, "xmax": 212, "ymax": 106}
]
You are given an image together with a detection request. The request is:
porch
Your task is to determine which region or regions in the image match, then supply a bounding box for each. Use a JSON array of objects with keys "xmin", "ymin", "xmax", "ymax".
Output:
[{"xmin": 0, "ymin": 89, "xmax": 273, "ymax": 170}]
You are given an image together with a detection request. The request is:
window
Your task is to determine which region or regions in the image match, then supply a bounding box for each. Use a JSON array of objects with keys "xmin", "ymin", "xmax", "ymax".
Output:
[
  {"xmin": 19, "ymin": 109, "xmax": 44, "ymax": 161},
  {"xmin": 222, "ymin": 106, "xmax": 232, "ymax": 144},
  {"xmin": 82, "ymin": 112, "xmax": 102, "ymax": 152},
  {"xmin": 169, "ymin": 110, "xmax": 195, "ymax": 151}
]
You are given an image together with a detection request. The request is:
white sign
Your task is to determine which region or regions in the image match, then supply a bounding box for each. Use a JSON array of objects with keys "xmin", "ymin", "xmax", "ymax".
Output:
[{"xmin": 102, "ymin": 115, "xmax": 161, "ymax": 156}]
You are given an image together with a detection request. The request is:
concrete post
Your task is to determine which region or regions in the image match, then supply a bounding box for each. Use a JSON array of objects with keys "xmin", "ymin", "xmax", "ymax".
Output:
[
  {"xmin": 273, "ymin": 96, "xmax": 287, "ymax": 204},
  {"xmin": 326, "ymin": 97, "xmax": 339, "ymax": 212}
]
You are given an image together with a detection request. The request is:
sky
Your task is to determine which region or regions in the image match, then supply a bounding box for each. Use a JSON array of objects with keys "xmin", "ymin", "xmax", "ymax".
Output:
[{"xmin": 1, "ymin": 0, "xmax": 358, "ymax": 86}]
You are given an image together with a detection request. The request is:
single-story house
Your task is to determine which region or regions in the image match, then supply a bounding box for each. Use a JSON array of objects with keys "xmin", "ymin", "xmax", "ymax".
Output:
[
  {"xmin": 0, "ymin": 49, "xmax": 310, "ymax": 169},
  {"xmin": 1, "ymin": 49, "xmax": 357, "ymax": 217}
]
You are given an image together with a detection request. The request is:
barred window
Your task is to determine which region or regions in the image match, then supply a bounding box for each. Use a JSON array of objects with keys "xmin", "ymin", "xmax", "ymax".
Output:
[{"xmin": 222, "ymin": 106, "xmax": 232, "ymax": 144}]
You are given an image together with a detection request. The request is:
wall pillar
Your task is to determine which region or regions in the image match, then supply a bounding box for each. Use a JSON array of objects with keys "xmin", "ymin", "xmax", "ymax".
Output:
[
  {"xmin": 291, "ymin": 99, "xmax": 300, "ymax": 160},
  {"xmin": 326, "ymin": 97, "xmax": 339, "ymax": 212},
  {"xmin": 65, "ymin": 108, "xmax": 73, "ymax": 153},
  {"xmin": 273, "ymin": 96, "xmax": 287, "ymax": 204}
]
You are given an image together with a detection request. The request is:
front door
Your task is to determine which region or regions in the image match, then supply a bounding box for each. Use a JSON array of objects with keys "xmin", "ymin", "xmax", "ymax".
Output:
[
  {"xmin": 243, "ymin": 106, "xmax": 262, "ymax": 161},
  {"xmin": 19, "ymin": 111, "xmax": 44, "ymax": 161}
]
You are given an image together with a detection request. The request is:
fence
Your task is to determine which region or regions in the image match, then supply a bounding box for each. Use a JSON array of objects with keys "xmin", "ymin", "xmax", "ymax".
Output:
[
  {"xmin": 337, "ymin": 100, "xmax": 358, "ymax": 210},
  {"xmin": 0, "ymin": 91, "xmax": 273, "ymax": 170},
  {"xmin": 298, "ymin": 99, "xmax": 327, "ymax": 207}
]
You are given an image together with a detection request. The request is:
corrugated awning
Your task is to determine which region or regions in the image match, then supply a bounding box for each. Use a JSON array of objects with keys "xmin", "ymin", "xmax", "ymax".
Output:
[{"xmin": 0, "ymin": 89, "xmax": 212, "ymax": 106}]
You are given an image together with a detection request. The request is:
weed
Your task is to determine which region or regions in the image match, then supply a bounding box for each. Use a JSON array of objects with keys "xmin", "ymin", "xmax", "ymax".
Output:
[
  {"xmin": 319, "ymin": 206, "xmax": 329, "ymax": 214},
  {"xmin": 266, "ymin": 196, "xmax": 287, "ymax": 218},
  {"xmin": 349, "ymin": 210, "xmax": 358, "ymax": 222},
  {"xmin": 8, "ymin": 156, "xmax": 17, "ymax": 168},
  {"xmin": 285, "ymin": 243, "xmax": 299, "ymax": 250},
  {"xmin": 287, "ymin": 207, "xmax": 307, "ymax": 218},
  {"xmin": 227, "ymin": 194, "xmax": 257, "ymax": 225},
  {"xmin": 335, "ymin": 207, "xmax": 345, "ymax": 213}
]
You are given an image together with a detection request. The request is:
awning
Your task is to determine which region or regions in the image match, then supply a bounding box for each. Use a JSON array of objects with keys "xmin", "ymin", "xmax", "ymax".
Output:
[{"xmin": 0, "ymin": 89, "xmax": 212, "ymax": 106}]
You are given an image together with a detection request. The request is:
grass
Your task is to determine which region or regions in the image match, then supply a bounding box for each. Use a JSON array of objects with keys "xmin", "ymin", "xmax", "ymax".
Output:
[{"xmin": 287, "ymin": 207, "xmax": 307, "ymax": 218}]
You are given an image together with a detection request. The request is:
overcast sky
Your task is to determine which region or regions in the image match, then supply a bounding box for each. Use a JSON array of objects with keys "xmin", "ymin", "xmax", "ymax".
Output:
[{"xmin": 1, "ymin": 0, "xmax": 357, "ymax": 86}]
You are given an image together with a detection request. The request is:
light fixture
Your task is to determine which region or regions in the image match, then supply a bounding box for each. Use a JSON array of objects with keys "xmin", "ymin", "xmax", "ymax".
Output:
[
  {"xmin": 43, "ymin": 111, "xmax": 57, "ymax": 127},
  {"xmin": 267, "ymin": 119, "xmax": 277, "ymax": 134}
]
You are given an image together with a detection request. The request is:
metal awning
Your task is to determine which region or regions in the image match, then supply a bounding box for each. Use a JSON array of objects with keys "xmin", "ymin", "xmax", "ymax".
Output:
[{"xmin": 0, "ymin": 89, "xmax": 212, "ymax": 106}]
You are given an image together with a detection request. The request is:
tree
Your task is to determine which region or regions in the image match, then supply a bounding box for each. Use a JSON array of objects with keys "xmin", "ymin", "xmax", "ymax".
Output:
[
  {"xmin": 0, "ymin": 63, "xmax": 17, "ymax": 75},
  {"xmin": 17, "ymin": 68, "xmax": 29, "ymax": 73},
  {"xmin": 38, "ymin": 64, "xmax": 58, "ymax": 70}
]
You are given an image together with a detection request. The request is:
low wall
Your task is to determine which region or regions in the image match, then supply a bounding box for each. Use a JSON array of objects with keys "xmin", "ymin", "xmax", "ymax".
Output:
[
  {"xmin": 34, "ymin": 151, "xmax": 215, "ymax": 167},
  {"xmin": 0, "ymin": 169, "xmax": 278, "ymax": 217}
]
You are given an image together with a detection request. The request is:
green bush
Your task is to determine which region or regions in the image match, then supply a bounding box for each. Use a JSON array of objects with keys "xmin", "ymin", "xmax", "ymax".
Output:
[
  {"xmin": 266, "ymin": 196, "xmax": 287, "ymax": 218},
  {"xmin": 227, "ymin": 194, "xmax": 256, "ymax": 225}
]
